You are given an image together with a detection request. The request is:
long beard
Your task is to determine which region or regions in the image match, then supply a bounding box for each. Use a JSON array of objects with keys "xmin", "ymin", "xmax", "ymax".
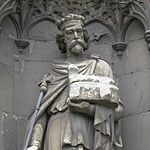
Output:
[
  {"xmin": 70, "ymin": 44, "xmax": 84, "ymax": 54},
  {"xmin": 67, "ymin": 39, "xmax": 87, "ymax": 54}
]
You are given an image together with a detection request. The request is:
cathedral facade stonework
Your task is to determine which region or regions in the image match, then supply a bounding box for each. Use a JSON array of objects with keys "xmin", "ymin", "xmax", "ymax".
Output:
[{"xmin": 0, "ymin": 0, "xmax": 150, "ymax": 150}]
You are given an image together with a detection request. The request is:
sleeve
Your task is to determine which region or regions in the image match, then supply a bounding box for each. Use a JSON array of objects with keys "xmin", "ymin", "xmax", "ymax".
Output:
[
  {"xmin": 93, "ymin": 59, "xmax": 124, "ymax": 149},
  {"xmin": 94, "ymin": 59, "xmax": 113, "ymax": 79}
]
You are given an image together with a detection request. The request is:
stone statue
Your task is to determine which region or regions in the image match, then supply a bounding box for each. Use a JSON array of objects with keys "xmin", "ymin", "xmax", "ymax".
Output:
[{"xmin": 26, "ymin": 14, "xmax": 124, "ymax": 150}]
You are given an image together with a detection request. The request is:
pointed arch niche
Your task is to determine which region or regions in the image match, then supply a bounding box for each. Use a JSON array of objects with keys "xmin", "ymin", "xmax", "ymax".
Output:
[
  {"xmin": 0, "ymin": 15, "xmax": 17, "ymax": 150},
  {"xmin": 119, "ymin": 18, "xmax": 150, "ymax": 150}
]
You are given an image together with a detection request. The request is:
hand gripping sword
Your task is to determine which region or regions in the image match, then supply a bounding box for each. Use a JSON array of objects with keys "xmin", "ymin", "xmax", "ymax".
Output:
[{"xmin": 23, "ymin": 73, "xmax": 52, "ymax": 150}]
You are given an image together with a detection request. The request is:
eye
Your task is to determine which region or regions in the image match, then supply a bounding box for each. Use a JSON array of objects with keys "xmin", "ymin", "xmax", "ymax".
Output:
[
  {"xmin": 76, "ymin": 29, "xmax": 83, "ymax": 33},
  {"xmin": 66, "ymin": 30, "xmax": 73, "ymax": 34}
]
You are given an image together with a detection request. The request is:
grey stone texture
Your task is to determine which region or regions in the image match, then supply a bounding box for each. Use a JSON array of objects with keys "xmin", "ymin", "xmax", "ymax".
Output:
[{"xmin": 0, "ymin": 9, "xmax": 150, "ymax": 150}]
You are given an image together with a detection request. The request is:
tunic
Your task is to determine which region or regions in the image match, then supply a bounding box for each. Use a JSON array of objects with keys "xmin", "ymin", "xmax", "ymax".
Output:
[{"xmin": 27, "ymin": 56, "xmax": 123, "ymax": 150}]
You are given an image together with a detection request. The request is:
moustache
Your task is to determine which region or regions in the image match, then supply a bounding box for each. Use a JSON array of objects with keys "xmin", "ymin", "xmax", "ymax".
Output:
[{"xmin": 68, "ymin": 39, "xmax": 87, "ymax": 50}]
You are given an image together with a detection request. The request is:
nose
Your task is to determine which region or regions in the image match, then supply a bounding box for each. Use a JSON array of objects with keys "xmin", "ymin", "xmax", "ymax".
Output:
[{"xmin": 74, "ymin": 31, "xmax": 78, "ymax": 39}]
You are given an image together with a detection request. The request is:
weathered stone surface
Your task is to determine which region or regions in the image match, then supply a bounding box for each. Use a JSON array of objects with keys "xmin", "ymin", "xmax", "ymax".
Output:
[
  {"xmin": 86, "ymin": 22, "xmax": 114, "ymax": 64},
  {"xmin": 28, "ymin": 21, "xmax": 59, "ymax": 61},
  {"xmin": 125, "ymin": 20, "xmax": 145, "ymax": 43},
  {"xmin": 113, "ymin": 20, "xmax": 149, "ymax": 77},
  {"xmin": 0, "ymin": 1, "xmax": 150, "ymax": 150},
  {"xmin": 122, "ymin": 115, "xmax": 141, "ymax": 150},
  {"xmin": 17, "ymin": 116, "xmax": 27, "ymax": 150},
  {"xmin": 111, "ymin": 19, "xmax": 150, "ymax": 117},
  {"xmin": 122, "ymin": 111, "xmax": 150, "ymax": 150},
  {"xmin": 2, "ymin": 112, "xmax": 17, "ymax": 150},
  {"xmin": 13, "ymin": 61, "xmax": 52, "ymax": 117},
  {"xmin": 119, "ymin": 69, "xmax": 150, "ymax": 116},
  {"xmin": 141, "ymin": 112, "xmax": 150, "ymax": 149},
  {"xmin": 0, "ymin": 64, "xmax": 13, "ymax": 114},
  {"xmin": 2, "ymin": 112, "xmax": 27, "ymax": 150}
]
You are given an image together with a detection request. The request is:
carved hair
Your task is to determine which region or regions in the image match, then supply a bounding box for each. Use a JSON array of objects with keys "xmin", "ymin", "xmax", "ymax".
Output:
[{"xmin": 56, "ymin": 14, "xmax": 89, "ymax": 53}]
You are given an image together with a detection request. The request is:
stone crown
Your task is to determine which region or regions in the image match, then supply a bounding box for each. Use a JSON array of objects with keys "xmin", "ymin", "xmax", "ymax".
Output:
[{"xmin": 57, "ymin": 14, "xmax": 85, "ymax": 31}]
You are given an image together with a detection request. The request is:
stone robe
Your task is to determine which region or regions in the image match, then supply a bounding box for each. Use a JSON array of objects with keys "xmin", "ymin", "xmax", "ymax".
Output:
[{"xmin": 27, "ymin": 56, "xmax": 123, "ymax": 150}]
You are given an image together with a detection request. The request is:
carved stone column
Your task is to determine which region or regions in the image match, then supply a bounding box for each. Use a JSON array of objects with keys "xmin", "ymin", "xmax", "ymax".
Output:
[
  {"xmin": 0, "ymin": 27, "xmax": 2, "ymax": 34},
  {"xmin": 14, "ymin": 39, "xmax": 30, "ymax": 73},
  {"xmin": 144, "ymin": 30, "xmax": 150, "ymax": 50},
  {"xmin": 112, "ymin": 42, "xmax": 127, "ymax": 59},
  {"xmin": 15, "ymin": 39, "xmax": 30, "ymax": 54}
]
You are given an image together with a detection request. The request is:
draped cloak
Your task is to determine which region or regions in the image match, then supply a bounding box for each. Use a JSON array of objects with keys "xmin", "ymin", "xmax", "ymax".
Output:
[{"xmin": 26, "ymin": 56, "xmax": 123, "ymax": 150}]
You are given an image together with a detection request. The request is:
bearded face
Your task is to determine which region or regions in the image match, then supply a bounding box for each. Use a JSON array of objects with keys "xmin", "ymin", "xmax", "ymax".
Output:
[{"xmin": 64, "ymin": 25, "xmax": 87, "ymax": 55}]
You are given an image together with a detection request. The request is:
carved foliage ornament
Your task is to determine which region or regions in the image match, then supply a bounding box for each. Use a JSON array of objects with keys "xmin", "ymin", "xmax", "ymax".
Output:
[
  {"xmin": 0, "ymin": 0, "xmax": 148, "ymax": 54},
  {"xmin": 0, "ymin": 0, "xmax": 146, "ymax": 37},
  {"xmin": 31, "ymin": 0, "xmax": 145, "ymax": 41},
  {"xmin": 32, "ymin": 0, "xmax": 133, "ymax": 23}
]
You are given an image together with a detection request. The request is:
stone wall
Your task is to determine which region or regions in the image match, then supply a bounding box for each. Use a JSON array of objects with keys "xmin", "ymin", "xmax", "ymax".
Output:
[{"xmin": 0, "ymin": 1, "xmax": 150, "ymax": 150}]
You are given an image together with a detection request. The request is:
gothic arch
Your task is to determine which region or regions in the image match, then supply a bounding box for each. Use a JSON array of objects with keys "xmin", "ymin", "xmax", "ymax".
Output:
[
  {"xmin": 8, "ymin": 14, "xmax": 22, "ymax": 38},
  {"xmin": 121, "ymin": 17, "xmax": 145, "ymax": 42},
  {"xmin": 0, "ymin": 0, "xmax": 18, "ymax": 25},
  {"xmin": 85, "ymin": 18, "xmax": 116, "ymax": 42},
  {"xmin": 130, "ymin": 2, "xmax": 149, "ymax": 29},
  {"xmin": 28, "ymin": 16, "xmax": 57, "ymax": 35}
]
